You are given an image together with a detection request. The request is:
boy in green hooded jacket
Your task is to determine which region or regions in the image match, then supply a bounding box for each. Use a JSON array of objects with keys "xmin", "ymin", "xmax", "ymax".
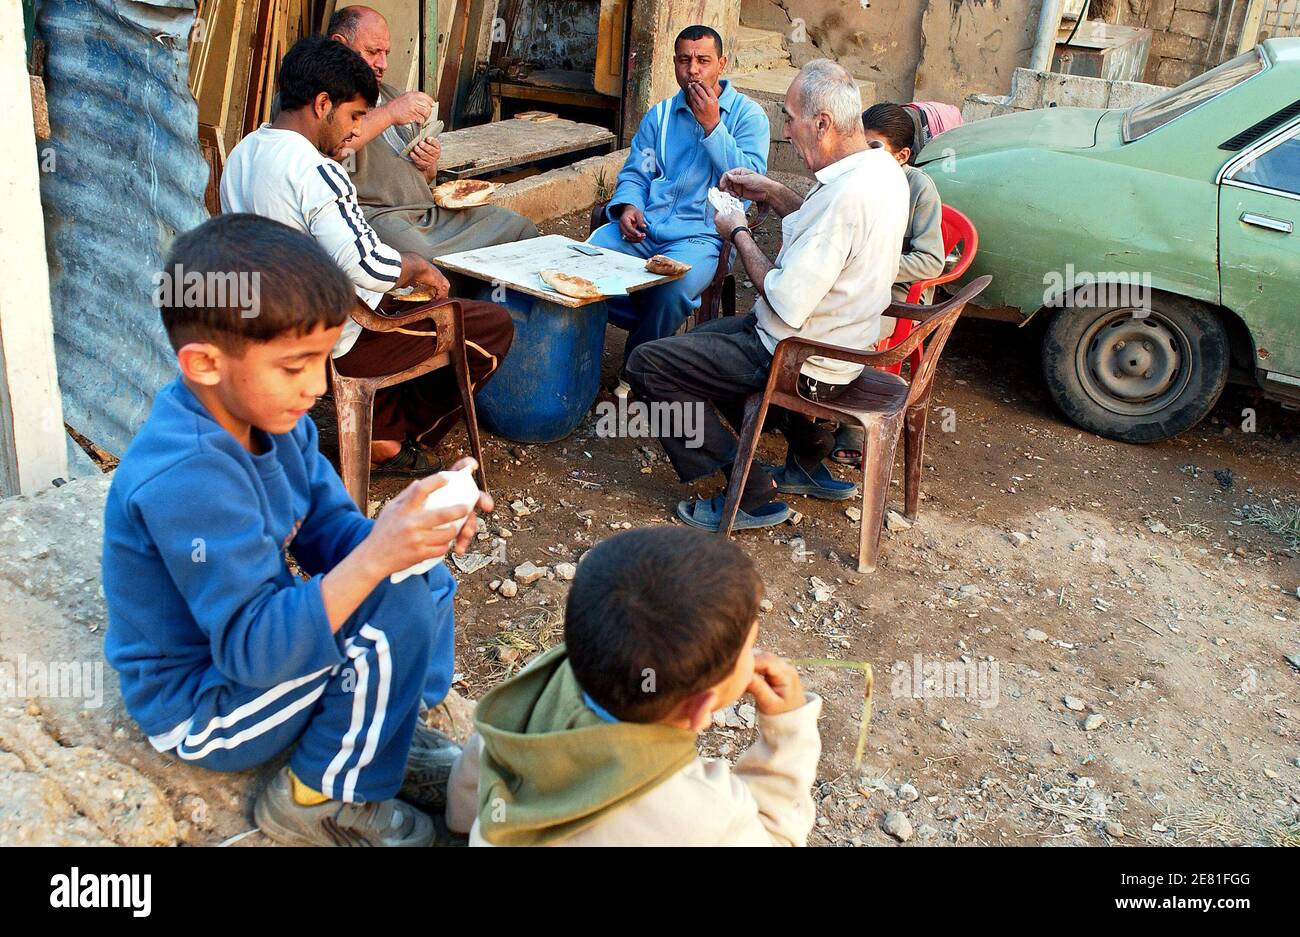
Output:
[{"xmin": 446, "ymin": 526, "xmax": 822, "ymax": 845}]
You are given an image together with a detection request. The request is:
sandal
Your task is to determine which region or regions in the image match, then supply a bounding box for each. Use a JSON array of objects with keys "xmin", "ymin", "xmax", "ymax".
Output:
[
  {"xmin": 770, "ymin": 458, "xmax": 859, "ymax": 501},
  {"xmin": 830, "ymin": 425, "xmax": 864, "ymax": 466},
  {"xmin": 676, "ymin": 493, "xmax": 789, "ymax": 532},
  {"xmin": 371, "ymin": 440, "xmax": 440, "ymax": 478}
]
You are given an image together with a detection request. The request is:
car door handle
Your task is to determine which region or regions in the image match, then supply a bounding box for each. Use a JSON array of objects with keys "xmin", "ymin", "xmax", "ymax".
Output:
[{"xmin": 1240, "ymin": 212, "xmax": 1293, "ymax": 234}]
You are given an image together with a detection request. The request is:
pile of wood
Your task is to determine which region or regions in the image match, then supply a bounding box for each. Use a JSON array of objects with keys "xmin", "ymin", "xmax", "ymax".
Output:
[{"xmin": 188, "ymin": 0, "xmax": 333, "ymax": 213}]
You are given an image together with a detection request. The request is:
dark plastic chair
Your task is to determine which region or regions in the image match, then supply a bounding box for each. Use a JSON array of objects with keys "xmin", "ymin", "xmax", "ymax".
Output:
[
  {"xmin": 330, "ymin": 298, "xmax": 486, "ymax": 507},
  {"xmin": 719, "ymin": 276, "xmax": 992, "ymax": 572}
]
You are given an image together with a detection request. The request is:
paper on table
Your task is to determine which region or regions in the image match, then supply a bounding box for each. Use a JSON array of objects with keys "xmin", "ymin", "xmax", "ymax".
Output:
[{"xmin": 592, "ymin": 276, "xmax": 629, "ymax": 296}]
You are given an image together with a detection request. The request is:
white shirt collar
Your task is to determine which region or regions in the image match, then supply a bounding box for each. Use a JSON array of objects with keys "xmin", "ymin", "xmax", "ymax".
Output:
[{"xmin": 813, "ymin": 145, "xmax": 888, "ymax": 185}]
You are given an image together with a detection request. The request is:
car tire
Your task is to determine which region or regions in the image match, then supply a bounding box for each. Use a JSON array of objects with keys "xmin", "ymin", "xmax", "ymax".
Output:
[{"xmin": 1042, "ymin": 294, "xmax": 1229, "ymax": 443}]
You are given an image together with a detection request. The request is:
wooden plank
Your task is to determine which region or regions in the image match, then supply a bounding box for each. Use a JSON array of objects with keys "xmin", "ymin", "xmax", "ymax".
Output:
[
  {"xmin": 433, "ymin": 235, "xmax": 680, "ymax": 309},
  {"xmin": 198, "ymin": 122, "xmax": 225, "ymax": 217},
  {"xmin": 452, "ymin": 0, "xmax": 487, "ymax": 123},
  {"xmin": 437, "ymin": 0, "xmax": 465, "ymax": 125},
  {"xmin": 243, "ymin": 0, "xmax": 275, "ymax": 136},
  {"xmin": 436, "ymin": 116, "xmax": 614, "ymax": 177},
  {"xmin": 492, "ymin": 79, "xmax": 618, "ymax": 112},
  {"xmin": 422, "ymin": 0, "xmax": 440, "ymax": 98},
  {"xmin": 593, "ymin": 0, "xmax": 627, "ymax": 97},
  {"xmin": 223, "ymin": 0, "xmax": 257, "ymax": 154},
  {"xmin": 194, "ymin": 0, "xmax": 246, "ymax": 131},
  {"xmin": 1238, "ymin": 0, "xmax": 1267, "ymax": 52}
]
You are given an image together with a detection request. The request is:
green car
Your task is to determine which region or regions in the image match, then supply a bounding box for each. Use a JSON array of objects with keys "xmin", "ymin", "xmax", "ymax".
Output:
[{"xmin": 919, "ymin": 38, "xmax": 1300, "ymax": 442}]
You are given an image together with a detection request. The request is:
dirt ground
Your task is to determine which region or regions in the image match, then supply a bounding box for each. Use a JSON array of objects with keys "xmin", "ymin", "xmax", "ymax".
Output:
[{"xmin": 315, "ymin": 204, "xmax": 1300, "ymax": 847}]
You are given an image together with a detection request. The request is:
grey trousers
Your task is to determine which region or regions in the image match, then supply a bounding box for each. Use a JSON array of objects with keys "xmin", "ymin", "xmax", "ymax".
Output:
[{"xmin": 625, "ymin": 314, "xmax": 843, "ymax": 487}]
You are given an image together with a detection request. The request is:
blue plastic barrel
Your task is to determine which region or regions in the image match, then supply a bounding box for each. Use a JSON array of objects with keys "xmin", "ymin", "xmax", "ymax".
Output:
[{"xmin": 475, "ymin": 287, "xmax": 607, "ymax": 443}]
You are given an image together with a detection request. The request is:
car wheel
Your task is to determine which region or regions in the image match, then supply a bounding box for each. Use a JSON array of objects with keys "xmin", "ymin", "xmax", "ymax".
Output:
[{"xmin": 1042, "ymin": 295, "xmax": 1229, "ymax": 443}]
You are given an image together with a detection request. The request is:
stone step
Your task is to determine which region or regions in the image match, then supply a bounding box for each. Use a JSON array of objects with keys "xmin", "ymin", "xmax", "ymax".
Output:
[
  {"xmin": 730, "ymin": 25, "xmax": 790, "ymax": 72},
  {"xmin": 732, "ymin": 65, "xmax": 877, "ymax": 142}
]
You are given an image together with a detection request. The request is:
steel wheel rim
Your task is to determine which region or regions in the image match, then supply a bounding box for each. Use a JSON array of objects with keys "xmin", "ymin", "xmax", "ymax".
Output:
[{"xmin": 1076, "ymin": 308, "xmax": 1193, "ymax": 417}]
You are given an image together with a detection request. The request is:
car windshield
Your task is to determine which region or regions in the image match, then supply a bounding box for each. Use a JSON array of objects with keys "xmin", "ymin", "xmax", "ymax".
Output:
[{"xmin": 1124, "ymin": 49, "xmax": 1264, "ymax": 141}]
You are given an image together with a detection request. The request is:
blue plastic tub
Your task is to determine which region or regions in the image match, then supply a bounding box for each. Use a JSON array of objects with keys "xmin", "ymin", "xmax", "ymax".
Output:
[{"xmin": 475, "ymin": 287, "xmax": 607, "ymax": 443}]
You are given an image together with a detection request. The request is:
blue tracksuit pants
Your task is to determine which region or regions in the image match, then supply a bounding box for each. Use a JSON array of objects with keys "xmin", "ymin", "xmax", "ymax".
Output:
[
  {"xmin": 587, "ymin": 222, "xmax": 722, "ymax": 364},
  {"xmin": 160, "ymin": 568, "xmax": 455, "ymax": 803}
]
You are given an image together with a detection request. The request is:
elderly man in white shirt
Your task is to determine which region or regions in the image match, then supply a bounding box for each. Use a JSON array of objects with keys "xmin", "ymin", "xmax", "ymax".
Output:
[{"xmin": 625, "ymin": 59, "xmax": 910, "ymax": 531}]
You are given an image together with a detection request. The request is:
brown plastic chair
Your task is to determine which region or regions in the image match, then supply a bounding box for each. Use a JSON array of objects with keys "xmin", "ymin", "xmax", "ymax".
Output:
[
  {"xmin": 329, "ymin": 298, "xmax": 486, "ymax": 507},
  {"xmin": 587, "ymin": 201, "xmax": 770, "ymax": 325},
  {"xmin": 719, "ymin": 276, "xmax": 992, "ymax": 572}
]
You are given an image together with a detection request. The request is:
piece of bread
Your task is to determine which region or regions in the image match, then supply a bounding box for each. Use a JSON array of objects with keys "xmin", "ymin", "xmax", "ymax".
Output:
[
  {"xmin": 433, "ymin": 179, "xmax": 498, "ymax": 209},
  {"xmin": 645, "ymin": 255, "xmax": 690, "ymax": 276},
  {"xmin": 390, "ymin": 285, "xmax": 437, "ymax": 302},
  {"xmin": 540, "ymin": 270, "xmax": 602, "ymax": 301}
]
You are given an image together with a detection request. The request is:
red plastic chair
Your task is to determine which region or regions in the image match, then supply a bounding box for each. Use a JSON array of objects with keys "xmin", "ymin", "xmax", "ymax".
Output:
[{"xmin": 879, "ymin": 205, "xmax": 978, "ymax": 375}]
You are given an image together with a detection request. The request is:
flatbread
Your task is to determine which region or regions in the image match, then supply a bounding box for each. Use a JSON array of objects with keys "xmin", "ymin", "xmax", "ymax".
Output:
[
  {"xmin": 390, "ymin": 285, "xmax": 438, "ymax": 302},
  {"xmin": 433, "ymin": 179, "xmax": 498, "ymax": 209},
  {"xmin": 645, "ymin": 255, "xmax": 690, "ymax": 276},
  {"xmin": 540, "ymin": 270, "xmax": 602, "ymax": 301}
]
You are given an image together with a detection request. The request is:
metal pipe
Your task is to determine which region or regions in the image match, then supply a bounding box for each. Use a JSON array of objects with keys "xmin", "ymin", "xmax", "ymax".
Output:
[
  {"xmin": 1030, "ymin": 0, "xmax": 1067, "ymax": 71},
  {"xmin": 1218, "ymin": 0, "xmax": 1239, "ymax": 63},
  {"xmin": 1208, "ymin": 0, "xmax": 1227, "ymax": 66}
]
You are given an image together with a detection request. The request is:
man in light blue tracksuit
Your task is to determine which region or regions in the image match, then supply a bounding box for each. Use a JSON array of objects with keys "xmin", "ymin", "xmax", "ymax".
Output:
[{"xmin": 589, "ymin": 24, "xmax": 769, "ymax": 369}]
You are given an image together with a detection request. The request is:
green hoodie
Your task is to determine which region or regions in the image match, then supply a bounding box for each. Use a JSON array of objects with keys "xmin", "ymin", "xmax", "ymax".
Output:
[{"xmin": 474, "ymin": 644, "xmax": 699, "ymax": 846}]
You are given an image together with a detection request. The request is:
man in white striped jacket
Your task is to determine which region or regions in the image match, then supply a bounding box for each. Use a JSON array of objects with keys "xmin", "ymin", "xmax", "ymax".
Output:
[{"xmin": 221, "ymin": 36, "xmax": 514, "ymax": 476}]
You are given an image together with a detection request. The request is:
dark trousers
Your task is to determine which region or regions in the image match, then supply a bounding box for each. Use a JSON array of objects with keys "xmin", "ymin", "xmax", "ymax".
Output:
[
  {"xmin": 625, "ymin": 314, "xmax": 843, "ymax": 490},
  {"xmin": 332, "ymin": 299, "xmax": 514, "ymax": 445}
]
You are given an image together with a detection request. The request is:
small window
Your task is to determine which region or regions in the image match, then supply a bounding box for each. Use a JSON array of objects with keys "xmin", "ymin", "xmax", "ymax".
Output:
[
  {"xmin": 1124, "ymin": 49, "xmax": 1264, "ymax": 142},
  {"xmin": 1231, "ymin": 130, "xmax": 1300, "ymax": 196}
]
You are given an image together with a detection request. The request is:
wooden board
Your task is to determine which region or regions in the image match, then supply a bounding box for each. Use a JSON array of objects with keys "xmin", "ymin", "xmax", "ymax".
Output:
[
  {"xmin": 593, "ymin": 0, "xmax": 628, "ymax": 98},
  {"xmin": 192, "ymin": 0, "xmax": 247, "ymax": 132},
  {"xmin": 436, "ymin": 116, "xmax": 614, "ymax": 178},
  {"xmin": 198, "ymin": 122, "xmax": 226, "ymax": 217},
  {"xmin": 433, "ymin": 234, "xmax": 682, "ymax": 308}
]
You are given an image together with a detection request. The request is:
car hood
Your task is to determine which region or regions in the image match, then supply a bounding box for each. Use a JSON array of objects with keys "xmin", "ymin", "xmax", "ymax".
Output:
[{"xmin": 916, "ymin": 107, "xmax": 1109, "ymax": 165}]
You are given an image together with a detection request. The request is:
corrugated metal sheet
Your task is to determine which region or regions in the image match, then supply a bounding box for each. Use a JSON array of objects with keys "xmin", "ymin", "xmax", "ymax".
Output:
[{"xmin": 38, "ymin": 0, "xmax": 209, "ymax": 457}]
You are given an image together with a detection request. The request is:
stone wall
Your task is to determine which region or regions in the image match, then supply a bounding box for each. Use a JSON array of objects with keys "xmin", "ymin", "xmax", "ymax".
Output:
[
  {"xmin": 730, "ymin": 0, "xmax": 1248, "ymax": 114},
  {"xmin": 962, "ymin": 66, "xmax": 1168, "ymax": 123},
  {"xmin": 1090, "ymin": 0, "xmax": 1253, "ymax": 87}
]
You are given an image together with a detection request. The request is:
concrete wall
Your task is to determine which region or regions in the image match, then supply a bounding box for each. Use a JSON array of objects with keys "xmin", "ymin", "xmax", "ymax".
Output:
[
  {"xmin": 740, "ymin": 0, "xmax": 929, "ymax": 103},
  {"xmin": 962, "ymin": 66, "xmax": 1168, "ymax": 122},
  {"xmin": 914, "ymin": 0, "xmax": 1041, "ymax": 104},
  {"xmin": 624, "ymin": 0, "xmax": 743, "ymax": 143}
]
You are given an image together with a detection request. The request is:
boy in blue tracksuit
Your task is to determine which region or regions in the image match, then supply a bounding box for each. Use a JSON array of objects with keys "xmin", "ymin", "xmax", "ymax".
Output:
[
  {"xmin": 589, "ymin": 24, "xmax": 768, "ymax": 367},
  {"xmin": 102, "ymin": 214, "xmax": 491, "ymax": 846}
]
